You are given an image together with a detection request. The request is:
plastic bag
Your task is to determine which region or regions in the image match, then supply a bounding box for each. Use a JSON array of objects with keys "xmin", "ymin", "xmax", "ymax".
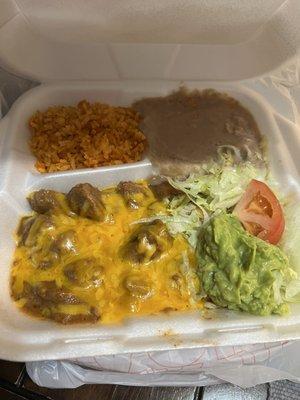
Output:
[{"xmin": 26, "ymin": 341, "xmax": 300, "ymax": 389}]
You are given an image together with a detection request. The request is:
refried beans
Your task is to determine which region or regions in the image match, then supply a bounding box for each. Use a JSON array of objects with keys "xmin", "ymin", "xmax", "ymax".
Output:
[{"xmin": 133, "ymin": 88, "xmax": 262, "ymax": 175}]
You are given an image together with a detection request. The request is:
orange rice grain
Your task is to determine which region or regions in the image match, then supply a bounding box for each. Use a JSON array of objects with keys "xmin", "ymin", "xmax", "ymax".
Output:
[{"xmin": 29, "ymin": 100, "xmax": 147, "ymax": 173}]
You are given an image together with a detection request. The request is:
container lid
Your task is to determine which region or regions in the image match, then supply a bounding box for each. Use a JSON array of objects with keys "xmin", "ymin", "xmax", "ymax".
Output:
[{"xmin": 0, "ymin": 0, "xmax": 300, "ymax": 82}]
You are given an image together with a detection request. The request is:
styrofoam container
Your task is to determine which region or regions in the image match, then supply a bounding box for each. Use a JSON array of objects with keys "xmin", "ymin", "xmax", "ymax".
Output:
[
  {"xmin": 0, "ymin": 81, "xmax": 299, "ymax": 362},
  {"xmin": 1, "ymin": 0, "xmax": 300, "ymax": 363},
  {"xmin": 0, "ymin": 0, "xmax": 300, "ymax": 82}
]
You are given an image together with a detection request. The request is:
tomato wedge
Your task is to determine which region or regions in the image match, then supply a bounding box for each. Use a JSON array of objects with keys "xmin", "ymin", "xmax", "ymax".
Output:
[{"xmin": 233, "ymin": 179, "xmax": 285, "ymax": 245}]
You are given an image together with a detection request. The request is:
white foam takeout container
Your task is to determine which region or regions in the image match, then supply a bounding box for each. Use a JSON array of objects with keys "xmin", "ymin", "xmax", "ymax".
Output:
[
  {"xmin": 0, "ymin": 81, "xmax": 299, "ymax": 362},
  {"xmin": 0, "ymin": 0, "xmax": 300, "ymax": 82},
  {"xmin": 1, "ymin": 0, "xmax": 300, "ymax": 362}
]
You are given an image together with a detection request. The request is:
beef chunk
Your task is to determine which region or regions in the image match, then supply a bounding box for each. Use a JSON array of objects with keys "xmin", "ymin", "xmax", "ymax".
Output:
[
  {"xmin": 64, "ymin": 258, "xmax": 104, "ymax": 289},
  {"xmin": 19, "ymin": 214, "xmax": 55, "ymax": 247},
  {"xmin": 17, "ymin": 216, "xmax": 36, "ymax": 246},
  {"xmin": 124, "ymin": 275, "xmax": 153, "ymax": 299},
  {"xmin": 21, "ymin": 280, "xmax": 81, "ymax": 308},
  {"xmin": 120, "ymin": 220, "xmax": 173, "ymax": 265},
  {"xmin": 34, "ymin": 281, "xmax": 80, "ymax": 305},
  {"xmin": 50, "ymin": 230, "xmax": 77, "ymax": 256},
  {"xmin": 52, "ymin": 307, "xmax": 100, "ymax": 324},
  {"xmin": 25, "ymin": 227, "xmax": 75, "ymax": 270},
  {"xmin": 67, "ymin": 183, "xmax": 105, "ymax": 221},
  {"xmin": 149, "ymin": 179, "xmax": 181, "ymax": 200},
  {"xmin": 117, "ymin": 181, "xmax": 145, "ymax": 195},
  {"xmin": 28, "ymin": 190, "xmax": 66, "ymax": 214},
  {"xmin": 19, "ymin": 281, "xmax": 99, "ymax": 324},
  {"xmin": 117, "ymin": 181, "xmax": 147, "ymax": 209},
  {"xmin": 31, "ymin": 230, "xmax": 78, "ymax": 270}
]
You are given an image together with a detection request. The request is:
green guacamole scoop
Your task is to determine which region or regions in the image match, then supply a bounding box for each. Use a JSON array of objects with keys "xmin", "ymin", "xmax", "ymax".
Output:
[{"xmin": 197, "ymin": 212, "xmax": 294, "ymax": 316}]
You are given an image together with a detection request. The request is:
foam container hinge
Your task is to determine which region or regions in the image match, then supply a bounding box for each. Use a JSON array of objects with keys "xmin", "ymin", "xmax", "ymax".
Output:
[{"xmin": 0, "ymin": 81, "xmax": 299, "ymax": 361}]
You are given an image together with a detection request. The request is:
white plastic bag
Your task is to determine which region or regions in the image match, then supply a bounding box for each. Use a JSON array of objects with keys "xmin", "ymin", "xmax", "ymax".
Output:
[{"xmin": 26, "ymin": 341, "xmax": 300, "ymax": 389}]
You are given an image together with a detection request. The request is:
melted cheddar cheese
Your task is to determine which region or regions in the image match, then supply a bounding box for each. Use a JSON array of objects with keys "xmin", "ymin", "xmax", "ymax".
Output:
[{"xmin": 11, "ymin": 181, "xmax": 201, "ymax": 324}]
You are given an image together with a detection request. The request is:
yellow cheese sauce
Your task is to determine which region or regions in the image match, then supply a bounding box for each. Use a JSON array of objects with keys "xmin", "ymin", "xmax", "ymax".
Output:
[{"xmin": 10, "ymin": 180, "xmax": 201, "ymax": 324}]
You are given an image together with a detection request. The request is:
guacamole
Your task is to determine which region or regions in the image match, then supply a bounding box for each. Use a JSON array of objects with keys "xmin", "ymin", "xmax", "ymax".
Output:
[{"xmin": 197, "ymin": 213, "xmax": 293, "ymax": 315}]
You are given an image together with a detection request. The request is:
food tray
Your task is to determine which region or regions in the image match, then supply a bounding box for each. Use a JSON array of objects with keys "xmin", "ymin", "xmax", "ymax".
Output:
[{"xmin": 0, "ymin": 80, "xmax": 299, "ymax": 362}]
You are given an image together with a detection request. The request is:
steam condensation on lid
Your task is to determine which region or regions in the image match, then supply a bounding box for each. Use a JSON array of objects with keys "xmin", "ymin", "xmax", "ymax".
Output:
[{"xmin": 133, "ymin": 88, "xmax": 262, "ymax": 175}]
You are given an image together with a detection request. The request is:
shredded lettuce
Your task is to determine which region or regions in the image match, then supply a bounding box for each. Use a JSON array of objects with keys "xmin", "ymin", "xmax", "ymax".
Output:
[
  {"xmin": 163, "ymin": 196, "xmax": 203, "ymax": 248},
  {"xmin": 281, "ymin": 199, "xmax": 300, "ymax": 301},
  {"xmin": 168, "ymin": 160, "xmax": 266, "ymax": 213},
  {"xmin": 142, "ymin": 154, "xmax": 266, "ymax": 248},
  {"xmin": 181, "ymin": 251, "xmax": 205, "ymax": 306}
]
